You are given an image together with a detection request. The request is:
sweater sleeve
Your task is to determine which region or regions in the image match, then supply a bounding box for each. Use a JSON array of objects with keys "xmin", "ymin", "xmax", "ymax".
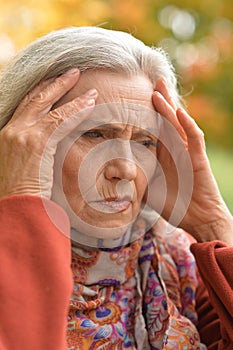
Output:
[
  {"xmin": 0, "ymin": 195, "xmax": 73, "ymax": 350},
  {"xmin": 191, "ymin": 241, "xmax": 233, "ymax": 350}
]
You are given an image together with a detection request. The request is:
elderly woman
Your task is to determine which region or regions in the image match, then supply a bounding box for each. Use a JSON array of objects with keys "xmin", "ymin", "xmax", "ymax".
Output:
[{"xmin": 0, "ymin": 26, "xmax": 232, "ymax": 350}]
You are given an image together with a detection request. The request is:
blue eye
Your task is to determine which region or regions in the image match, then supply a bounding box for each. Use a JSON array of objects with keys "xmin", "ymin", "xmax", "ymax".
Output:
[{"xmin": 83, "ymin": 130, "xmax": 103, "ymax": 138}]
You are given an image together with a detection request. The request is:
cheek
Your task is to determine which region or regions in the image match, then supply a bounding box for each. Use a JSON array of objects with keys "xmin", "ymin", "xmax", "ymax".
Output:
[
  {"xmin": 61, "ymin": 145, "xmax": 85, "ymax": 196},
  {"xmin": 135, "ymin": 169, "xmax": 148, "ymax": 198},
  {"xmin": 132, "ymin": 145, "xmax": 157, "ymax": 181}
]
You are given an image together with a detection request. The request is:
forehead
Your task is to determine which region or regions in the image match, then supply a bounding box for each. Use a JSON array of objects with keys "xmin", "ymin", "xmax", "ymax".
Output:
[
  {"xmin": 82, "ymin": 101, "xmax": 160, "ymax": 135},
  {"xmin": 59, "ymin": 69, "xmax": 154, "ymax": 107},
  {"xmin": 56, "ymin": 70, "xmax": 158, "ymax": 131}
]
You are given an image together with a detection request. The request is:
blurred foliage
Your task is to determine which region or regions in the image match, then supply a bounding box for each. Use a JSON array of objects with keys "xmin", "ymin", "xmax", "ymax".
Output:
[
  {"xmin": 0, "ymin": 0, "xmax": 232, "ymax": 210},
  {"xmin": 207, "ymin": 146, "xmax": 233, "ymax": 212},
  {"xmin": 0, "ymin": 0, "xmax": 232, "ymax": 149}
]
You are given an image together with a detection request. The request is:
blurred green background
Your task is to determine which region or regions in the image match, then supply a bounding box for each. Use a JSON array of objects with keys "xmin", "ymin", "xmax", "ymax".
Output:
[{"xmin": 0, "ymin": 0, "xmax": 232, "ymax": 212}]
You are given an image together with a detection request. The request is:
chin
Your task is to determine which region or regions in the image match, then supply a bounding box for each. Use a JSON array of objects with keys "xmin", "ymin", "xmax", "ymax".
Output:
[{"xmin": 70, "ymin": 207, "xmax": 137, "ymax": 235}]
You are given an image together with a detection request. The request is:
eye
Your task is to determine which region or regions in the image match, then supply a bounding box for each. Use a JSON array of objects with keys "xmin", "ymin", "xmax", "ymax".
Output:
[
  {"xmin": 83, "ymin": 130, "xmax": 103, "ymax": 138},
  {"xmin": 141, "ymin": 139, "xmax": 158, "ymax": 148}
]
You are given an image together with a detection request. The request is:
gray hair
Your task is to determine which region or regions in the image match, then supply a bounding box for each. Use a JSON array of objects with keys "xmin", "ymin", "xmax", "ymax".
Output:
[{"xmin": 0, "ymin": 26, "xmax": 181, "ymax": 129}]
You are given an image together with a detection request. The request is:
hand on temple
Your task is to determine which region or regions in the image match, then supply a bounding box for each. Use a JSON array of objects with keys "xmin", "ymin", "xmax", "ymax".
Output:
[
  {"xmin": 0, "ymin": 69, "xmax": 98, "ymax": 200},
  {"xmin": 149, "ymin": 77, "xmax": 233, "ymax": 245}
]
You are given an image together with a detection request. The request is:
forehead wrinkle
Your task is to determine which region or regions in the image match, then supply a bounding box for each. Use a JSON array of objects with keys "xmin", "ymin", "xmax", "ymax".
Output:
[
  {"xmin": 55, "ymin": 70, "xmax": 154, "ymax": 107},
  {"xmin": 99, "ymin": 85, "xmax": 153, "ymax": 107},
  {"xmin": 84, "ymin": 101, "xmax": 159, "ymax": 134},
  {"xmin": 92, "ymin": 71, "xmax": 153, "ymax": 106}
]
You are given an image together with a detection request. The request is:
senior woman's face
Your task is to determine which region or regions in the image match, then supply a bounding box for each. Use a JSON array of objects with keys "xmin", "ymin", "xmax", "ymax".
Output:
[{"xmin": 51, "ymin": 70, "xmax": 158, "ymax": 238}]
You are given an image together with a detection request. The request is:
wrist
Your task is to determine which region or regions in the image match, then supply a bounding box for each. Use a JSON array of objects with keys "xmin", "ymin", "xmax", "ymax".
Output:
[{"xmin": 192, "ymin": 214, "xmax": 233, "ymax": 246}]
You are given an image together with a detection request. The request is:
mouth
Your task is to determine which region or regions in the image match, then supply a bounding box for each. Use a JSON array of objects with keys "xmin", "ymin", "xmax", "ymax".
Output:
[{"xmin": 90, "ymin": 196, "xmax": 132, "ymax": 213}]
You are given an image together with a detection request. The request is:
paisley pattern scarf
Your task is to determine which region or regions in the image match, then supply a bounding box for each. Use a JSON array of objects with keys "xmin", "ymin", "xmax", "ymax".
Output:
[{"xmin": 66, "ymin": 216, "xmax": 206, "ymax": 349}]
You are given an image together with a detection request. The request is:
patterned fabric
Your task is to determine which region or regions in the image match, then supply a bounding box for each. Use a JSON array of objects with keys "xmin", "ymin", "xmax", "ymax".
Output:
[{"xmin": 67, "ymin": 216, "xmax": 206, "ymax": 349}]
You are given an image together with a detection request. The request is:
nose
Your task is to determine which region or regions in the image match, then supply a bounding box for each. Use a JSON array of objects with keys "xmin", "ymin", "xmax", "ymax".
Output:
[
  {"xmin": 104, "ymin": 158, "xmax": 137, "ymax": 181},
  {"xmin": 104, "ymin": 140, "xmax": 137, "ymax": 181}
]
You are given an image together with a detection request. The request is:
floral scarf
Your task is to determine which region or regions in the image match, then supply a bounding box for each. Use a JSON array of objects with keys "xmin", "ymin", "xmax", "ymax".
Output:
[{"xmin": 66, "ymin": 216, "xmax": 206, "ymax": 349}]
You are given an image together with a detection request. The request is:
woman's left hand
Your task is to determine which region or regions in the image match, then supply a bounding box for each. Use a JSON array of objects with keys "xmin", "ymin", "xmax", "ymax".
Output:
[{"xmin": 148, "ymin": 78, "xmax": 233, "ymax": 244}]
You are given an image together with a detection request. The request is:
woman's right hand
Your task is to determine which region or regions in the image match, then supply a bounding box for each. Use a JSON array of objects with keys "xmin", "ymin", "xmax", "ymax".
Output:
[{"xmin": 0, "ymin": 68, "xmax": 98, "ymax": 200}]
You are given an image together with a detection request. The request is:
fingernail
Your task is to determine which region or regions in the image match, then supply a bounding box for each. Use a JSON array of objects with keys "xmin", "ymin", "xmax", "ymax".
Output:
[
  {"xmin": 45, "ymin": 77, "xmax": 57, "ymax": 83},
  {"xmin": 64, "ymin": 68, "xmax": 79, "ymax": 75},
  {"xmin": 85, "ymin": 98, "xmax": 95, "ymax": 106},
  {"xmin": 84, "ymin": 88, "xmax": 98, "ymax": 97}
]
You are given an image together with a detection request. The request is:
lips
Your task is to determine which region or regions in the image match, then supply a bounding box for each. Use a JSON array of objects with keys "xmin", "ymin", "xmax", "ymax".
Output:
[{"xmin": 90, "ymin": 196, "xmax": 132, "ymax": 213}]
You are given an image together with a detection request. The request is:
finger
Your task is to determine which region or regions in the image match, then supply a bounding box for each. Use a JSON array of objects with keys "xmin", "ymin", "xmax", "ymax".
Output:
[
  {"xmin": 12, "ymin": 77, "xmax": 57, "ymax": 120},
  {"xmin": 11, "ymin": 68, "xmax": 80, "ymax": 125},
  {"xmin": 40, "ymin": 88, "xmax": 98, "ymax": 145},
  {"xmin": 155, "ymin": 77, "xmax": 177, "ymax": 110},
  {"xmin": 152, "ymin": 91, "xmax": 187, "ymax": 142},
  {"xmin": 176, "ymin": 108, "xmax": 206, "ymax": 152}
]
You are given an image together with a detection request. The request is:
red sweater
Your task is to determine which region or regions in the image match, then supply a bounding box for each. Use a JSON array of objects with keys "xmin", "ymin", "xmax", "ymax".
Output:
[{"xmin": 0, "ymin": 195, "xmax": 232, "ymax": 349}]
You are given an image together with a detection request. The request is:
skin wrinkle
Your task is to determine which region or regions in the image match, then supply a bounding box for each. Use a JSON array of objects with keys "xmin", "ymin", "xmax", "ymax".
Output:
[
  {"xmin": 54, "ymin": 70, "xmax": 154, "ymax": 112},
  {"xmin": 51, "ymin": 71, "xmax": 157, "ymax": 235}
]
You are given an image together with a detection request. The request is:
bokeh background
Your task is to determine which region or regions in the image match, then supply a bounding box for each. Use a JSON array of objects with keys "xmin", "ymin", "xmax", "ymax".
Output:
[{"xmin": 0, "ymin": 0, "xmax": 232, "ymax": 211}]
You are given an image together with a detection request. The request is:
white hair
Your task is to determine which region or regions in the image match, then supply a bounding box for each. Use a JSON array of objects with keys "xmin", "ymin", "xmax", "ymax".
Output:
[{"xmin": 0, "ymin": 26, "xmax": 181, "ymax": 129}]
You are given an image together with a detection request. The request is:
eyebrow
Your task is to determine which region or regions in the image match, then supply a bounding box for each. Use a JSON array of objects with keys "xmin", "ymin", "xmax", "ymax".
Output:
[{"xmin": 84, "ymin": 121, "xmax": 159, "ymax": 134}]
